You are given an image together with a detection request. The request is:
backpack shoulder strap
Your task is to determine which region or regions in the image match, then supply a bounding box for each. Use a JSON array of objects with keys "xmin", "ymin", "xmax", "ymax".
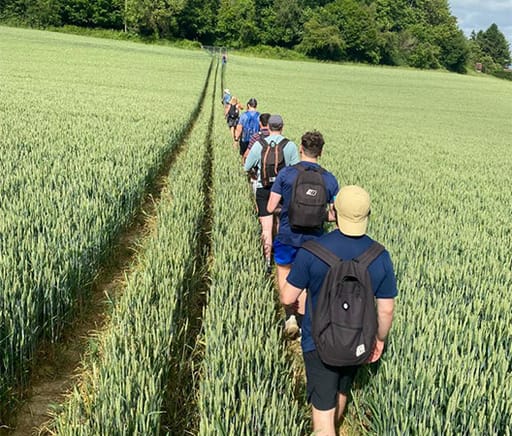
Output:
[
  {"xmin": 302, "ymin": 240, "xmax": 340, "ymax": 267},
  {"xmin": 277, "ymin": 138, "xmax": 289, "ymax": 148},
  {"xmin": 259, "ymin": 137, "xmax": 268, "ymax": 148},
  {"xmin": 355, "ymin": 242, "xmax": 385, "ymax": 269}
]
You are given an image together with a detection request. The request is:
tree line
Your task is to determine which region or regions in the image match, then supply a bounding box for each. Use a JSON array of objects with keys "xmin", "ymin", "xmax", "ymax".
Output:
[{"xmin": 1, "ymin": 0, "xmax": 510, "ymax": 74}]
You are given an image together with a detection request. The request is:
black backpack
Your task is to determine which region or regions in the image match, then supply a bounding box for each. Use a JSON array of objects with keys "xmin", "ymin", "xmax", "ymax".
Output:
[
  {"xmin": 227, "ymin": 104, "xmax": 238, "ymax": 120},
  {"xmin": 302, "ymin": 240, "xmax": 384, "ymax": 367},
  {"xmin": 260, "ymin": 137, "xmax": 288, "ymax": 188},
  {"xmin": 288, "ymin": 164, "xmax": 328, "ymax": 231}
]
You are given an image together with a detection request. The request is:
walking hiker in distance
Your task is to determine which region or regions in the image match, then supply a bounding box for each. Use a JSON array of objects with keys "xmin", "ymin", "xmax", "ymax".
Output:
[
  {"xmin": 244, "ymin": 112, "xmax": 271, "ymax": 193},
  {"xmin": 280, "ymin": 185, "xmax": 397, "ymax": 436},
  {"xmin": 244, "ymin": 114, "xmax": 299, "ymax": 272},
  {"xmin": 234, "ymin": 98, "xmax": 260, "ymax": 156},
  {"xmin": 225, "ymin": 96, "xmax": 242, "ymax": 146},
  {"xmin": 243, "ymin": 112, "xmax": 271, "ymax": 163},
  {"xmin": 266, "ymin": 131, "xmax": 338, "ymax": 336},
  {"xmin": 222, "ymin": 88, "xmax": 231, "ymax": 107}
]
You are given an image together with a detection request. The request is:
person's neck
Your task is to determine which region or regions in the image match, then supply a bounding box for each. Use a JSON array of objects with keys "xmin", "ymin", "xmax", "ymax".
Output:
[
  {"xmin": 301, "ymin": 155, "xmax": 318, "ymax": 164},
  {"xmin": 269, "ymin": 130, "xmax": 282, "ymax": 135}
]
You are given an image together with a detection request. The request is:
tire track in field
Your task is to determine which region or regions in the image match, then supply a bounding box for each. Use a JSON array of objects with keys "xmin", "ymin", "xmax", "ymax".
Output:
[
  {"xmin": 160, "ymin": 56, "xmax": 219, "ymax": 436},
  {"xmin": 2, "ymin": 58, "xmax": 215, "ymax": 436}
]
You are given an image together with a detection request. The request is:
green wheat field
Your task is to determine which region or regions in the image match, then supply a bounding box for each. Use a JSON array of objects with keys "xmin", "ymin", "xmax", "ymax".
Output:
[{"xmin": 1, "ymin": 25, "xmax": 511, "ymax": 435}]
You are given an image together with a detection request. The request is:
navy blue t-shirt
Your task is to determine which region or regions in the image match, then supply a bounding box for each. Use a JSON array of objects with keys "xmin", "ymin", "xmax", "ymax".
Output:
[
  {"xmin": 287, "ymin": 229, "xmax": 398, "ymax": 353},
  {"xmin": 271, "ymin": 162, "xmax": 339, "ymax": 247}
]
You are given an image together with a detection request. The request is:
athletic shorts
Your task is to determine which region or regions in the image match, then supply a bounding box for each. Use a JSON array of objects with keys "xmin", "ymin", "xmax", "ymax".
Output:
[
  {"xmin": 227, "ymin": 118, "xmax": 238, "ymax": 128},
  {"xmin": 303, "ymin": 350, "xmax": 359, "ymax": 411},
  {"xmin": 255, "ymin": 187, "xmax": 272, "ymax": 217},
  {"xmin": 239, "ymin": 140, "xmax": 250, "ymax": 156},
  {"xmin": 273, "ymin": 240, "xmax": 298, "ymax": 266}
]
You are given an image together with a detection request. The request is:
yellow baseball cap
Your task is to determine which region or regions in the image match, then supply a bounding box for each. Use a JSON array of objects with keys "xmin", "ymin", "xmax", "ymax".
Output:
[{"xmin": 334, "ymin": 185, "xmax": 371, "ymax": 236}]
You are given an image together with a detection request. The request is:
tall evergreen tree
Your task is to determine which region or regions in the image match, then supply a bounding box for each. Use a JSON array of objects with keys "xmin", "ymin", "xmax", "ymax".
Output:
[{"xmin": 478, "ymin": 23, "xmax": 511, "ymax": 67}]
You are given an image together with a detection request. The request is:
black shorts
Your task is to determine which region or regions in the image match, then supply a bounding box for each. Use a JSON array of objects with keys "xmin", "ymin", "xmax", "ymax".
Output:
[
  {"xmin": 255, "ymin": 187, "xmax": 272, "ymax": 217},
  {"xmin": 227, "ymin": 118, "xmax": 238, "ymax": 128},
  {"xmin": 239, "ymin": 140, "xmax": 250, "ymax": 156},
  {"xmin": 303, "ymin": 350, "xmax": 359, "ymax": 411}
]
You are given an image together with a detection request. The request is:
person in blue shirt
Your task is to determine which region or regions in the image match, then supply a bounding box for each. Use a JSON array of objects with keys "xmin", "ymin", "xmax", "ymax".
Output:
[
  {"xmin": 244, "ymin": 114, "xmax": 300, "ymax": 272},
  {"xmin": 267, "ymin": 131, "xmax": 339, "ymax": 336},
  {"xmin": 234, "ymin": 98, "xmax": 260, "ymax": 156},
  {"xmin": 280, "ymin": 185, "xmax": 398, "ymax": 436},
  {"xmin": 222, "ymin": 88, "xmax": 231, "ymax": 106}
]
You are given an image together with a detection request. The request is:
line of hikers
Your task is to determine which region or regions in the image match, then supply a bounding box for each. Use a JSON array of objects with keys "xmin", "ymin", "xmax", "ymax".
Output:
[{"xmin": 222, "ymin": 90, "xmax": 398, "ymax": 436}]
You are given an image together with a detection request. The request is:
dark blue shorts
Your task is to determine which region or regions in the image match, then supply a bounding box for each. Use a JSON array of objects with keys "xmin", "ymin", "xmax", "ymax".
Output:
[
  {"xmin": 303, "ymin": 350, "xmax": 359, "ymax": 410},
  {"xmin": 273, "ymin": 240, "xmax": 298, "ymax": 265}
]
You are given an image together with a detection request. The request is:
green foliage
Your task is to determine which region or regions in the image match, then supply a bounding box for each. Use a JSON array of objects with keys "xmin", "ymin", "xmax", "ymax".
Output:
[
  {"xmin": 476, "ymin": 23, "xmax": 511, "ymax": 68},
  {"xmin": 408, "ymin": 40, "xmax": 440, "ymax": 69},
  {"xmin": 177, "ymin": 0, "xmax": 217, "ymax": 44},
  {"xmin": 60, "ymin": 0, "xmax": 124, "ymax": 29},
  {"xmin": 296, "ymin": 16, "xmax": 345, "ymax": 61},
  {"xmin": 1, "ymin": 0, "xmax": 474, "ymax": 73},
  {"xmin": 126, "ymin": 0, "xmax": 186, "ymax": 38},
  {"xmin": 26, "ymin": 0, "xmax": 62, "ymax": 26},
  {"xmin": 259, "ymin": 0, "xmax": 304, "ymax": 48},
  {"xmin": 237, "ymin": 43, "xmax": 308, "ymax": 61},
  {"xmin": 326, "ymin": 0, "xmax": 381, "ymax": 63},
  {"xmin": 374, "ymin": 0, "xmax": 415, "ymax": 32},
  {"xmin": 492, "ymin": 70, "xmax": 512, "ymax": 81},
  {"xmin": 216, "ymin": 0, "xmax": 257, "ymax": 48},
  {"xmin": 435, "ymin": 25, "xmax": 468, "ymax": 73}
]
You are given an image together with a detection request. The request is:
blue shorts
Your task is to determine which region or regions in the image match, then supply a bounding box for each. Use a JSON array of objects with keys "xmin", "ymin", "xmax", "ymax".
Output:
[{"xmin": 273, "ymin": 240, "xmax": 298, "ymax": 266}]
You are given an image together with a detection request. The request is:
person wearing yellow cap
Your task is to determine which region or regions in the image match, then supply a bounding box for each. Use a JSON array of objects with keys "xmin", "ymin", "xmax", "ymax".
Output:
[{"xmin": 280, "ymin": 185, "xmax": 398, "ymax": 436}]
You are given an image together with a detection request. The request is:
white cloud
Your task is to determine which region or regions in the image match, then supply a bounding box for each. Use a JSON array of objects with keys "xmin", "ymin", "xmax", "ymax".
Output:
[{"xmin": 449, "ymin": 0, "xmax": 512, "ymax": 46}]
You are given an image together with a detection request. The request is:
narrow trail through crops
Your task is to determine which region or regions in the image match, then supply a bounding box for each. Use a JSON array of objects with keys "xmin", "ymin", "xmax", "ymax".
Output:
[
  {"xmin": 3, "ymin": 59, "xmax": 215, "ymax": 436},
  {"xmin": 160, "ymin": 59, "xmax": 218, "ymax": 436}
]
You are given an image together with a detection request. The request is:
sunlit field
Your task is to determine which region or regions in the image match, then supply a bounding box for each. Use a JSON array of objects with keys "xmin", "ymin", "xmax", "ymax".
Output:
[
  {"xmin": 2, "ymin": 25, "xmax": 511, "ymax": 434},
  {"xmin": 0, "ymin": 26, "xmax": 210, "ymax": 416},
  {"xmin": 227, "ymin": 55, "xmax": 512, "ymax": 433}
]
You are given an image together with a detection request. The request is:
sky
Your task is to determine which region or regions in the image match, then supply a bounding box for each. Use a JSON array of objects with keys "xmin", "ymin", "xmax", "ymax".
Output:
[{"xmin": 449, "ymin": 0, "xmax": 512, "ymax": 48}]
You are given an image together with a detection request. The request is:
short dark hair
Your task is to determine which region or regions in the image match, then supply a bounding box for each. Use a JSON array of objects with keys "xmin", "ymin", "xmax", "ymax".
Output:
[
  {"xmin": 259, "ymin": 113, "xmax": 271, "ymax": 127},
  {"xmin": 301, "ymin": 131, "xmax": 325, "ymax": 158}
]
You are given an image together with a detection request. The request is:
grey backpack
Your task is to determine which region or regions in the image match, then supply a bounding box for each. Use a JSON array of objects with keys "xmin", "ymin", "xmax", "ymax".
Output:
[{"xmin": 302, "ymin": 240, "xmax": 384, "ymax": 366}]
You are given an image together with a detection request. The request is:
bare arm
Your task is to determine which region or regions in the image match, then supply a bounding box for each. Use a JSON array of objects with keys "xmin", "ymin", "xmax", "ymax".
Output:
[
  {"xmin": 267, "ymin": 192, "xmax": 282, "ymax": 214},
  {"xmin": 367, "ymin": 298, "xmax": 395, "ymax": 363},
  {"xmin": 327, "ymin": 203, "xmax": 335, "ymax": 222},
  {"xmin": 280, "ymin": 280, "xmax": 303, "ymax": 306},
  {"xmin": 234, "ymin": 123, "xmax": 243, "ymax": 141},
  {"xmin": 376, "ymin": 298, "xmax": 394, "ymax": 340}
]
